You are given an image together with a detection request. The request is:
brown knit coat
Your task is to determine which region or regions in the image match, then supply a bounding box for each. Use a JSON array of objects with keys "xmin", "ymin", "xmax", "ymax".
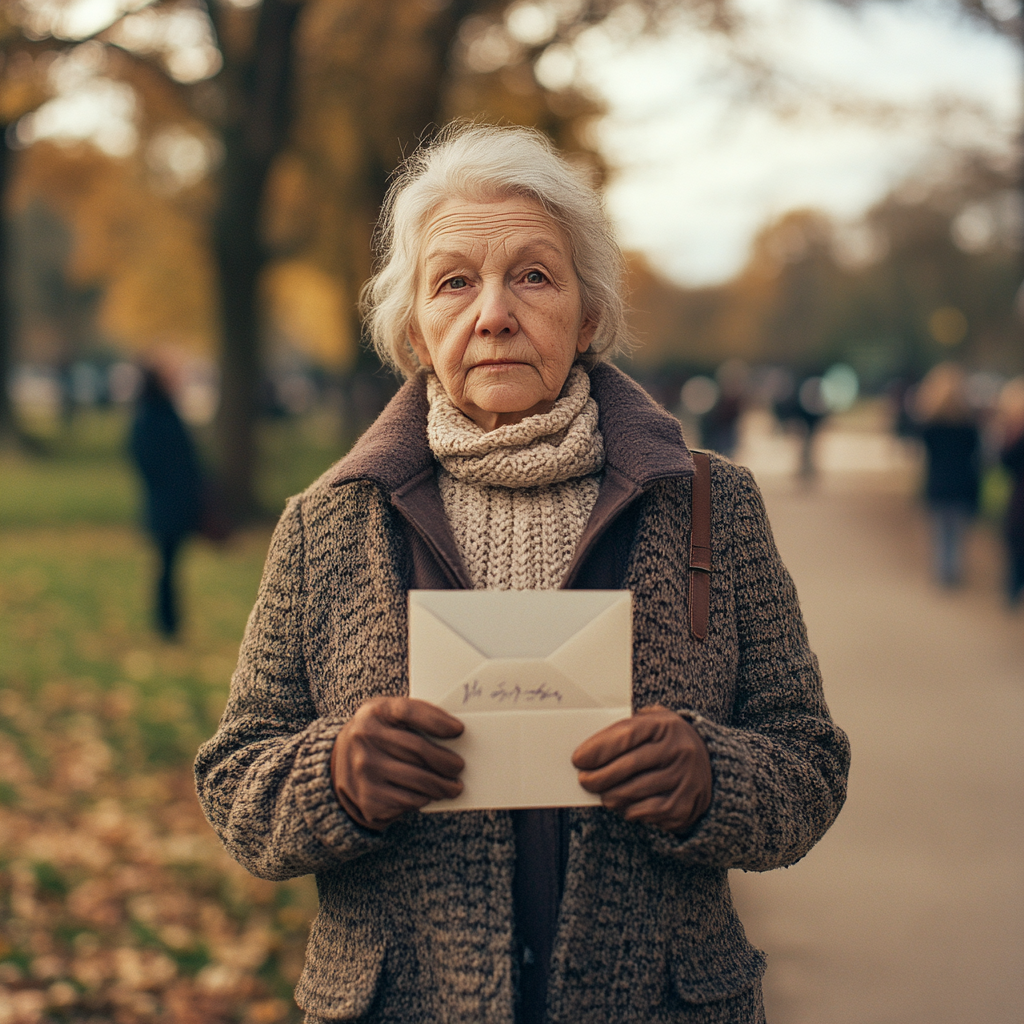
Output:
[{"xmin": 195, "ymin": 364, "xmax": 850, "ymax": 1024}]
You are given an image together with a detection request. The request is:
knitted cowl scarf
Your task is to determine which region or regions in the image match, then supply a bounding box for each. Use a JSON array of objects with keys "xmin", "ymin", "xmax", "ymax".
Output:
[{"xmin": 426, "ymin": 364, "xmax": 605, "ymax": 591}]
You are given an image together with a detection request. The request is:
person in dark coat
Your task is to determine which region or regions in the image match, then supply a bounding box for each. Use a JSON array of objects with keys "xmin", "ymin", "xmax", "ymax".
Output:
[
  {"xmin": 773, "ymin": 374, "xmax": 829, "ymax": 481},
  {"xmin": 129, "ymin": 367, "xmax": 204, "ymax": 636},
  {"xmin": 696, "ymin": 360, "xmax": 748, "ymax": 459},
  {"xmin": 998, "ymin": 377, "xmax": 1024, "ymax": 605},
  {"xmin": 914, "ymin": 363, "xmax": 981, "ymax": 588}
]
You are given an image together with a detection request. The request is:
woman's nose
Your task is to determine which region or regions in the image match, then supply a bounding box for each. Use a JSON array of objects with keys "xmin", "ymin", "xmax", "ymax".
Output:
[{"xmin": 474, "ymin": 283, "xmax": 519, "ymax": 338}]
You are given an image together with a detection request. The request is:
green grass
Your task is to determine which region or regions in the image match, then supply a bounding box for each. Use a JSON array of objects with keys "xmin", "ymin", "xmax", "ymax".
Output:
[
  {"xmin": 256, "ymin": 411, "xmax": 350, "ymax": 517},
  {"xmin": 1, "ymin": 409, "xmax": 138, "ymax": 528},
  {"xmin": 980, "ymin": 464, "xmax": 1013, "ymax": 524},
  {"xmin": 0, "ymin": 413, "xmax": 344, "ymax": 1022},
  {"xmin": 0, "ymin": 525, "xmax": 270, "ymax": 771},
  {"xmin": 0, "ymin": 456, "xmax": 137, "ymax": 528},
  {"xmin": 2, "ymin": 407, "xmax": 348, "ymax": 529}
]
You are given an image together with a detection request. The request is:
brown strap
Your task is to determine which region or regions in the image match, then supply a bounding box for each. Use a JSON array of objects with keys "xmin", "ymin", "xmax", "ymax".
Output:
[{"xmin": 689, "ymin": 451, "xmax": 712, "ymax": 641}]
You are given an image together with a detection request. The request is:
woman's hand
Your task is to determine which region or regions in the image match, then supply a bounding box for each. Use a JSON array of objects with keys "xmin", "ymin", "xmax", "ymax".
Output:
[
  {"xmin": 330, "ymin": 697, "xmax": 465, "ymax": 832},
  {"xmin": 572, "ymin": 705, "xmax": 712, "ymax": 833}
]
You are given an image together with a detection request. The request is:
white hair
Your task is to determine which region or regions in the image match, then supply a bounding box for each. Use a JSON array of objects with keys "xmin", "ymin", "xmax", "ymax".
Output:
[{"xmin": 360, "ymin": 122, "xmax": 631, "ymax": 378}]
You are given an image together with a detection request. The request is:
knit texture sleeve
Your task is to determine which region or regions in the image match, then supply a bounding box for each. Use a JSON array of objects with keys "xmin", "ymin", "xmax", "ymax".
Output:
[
  {"xmin": 649, "ymin": 465, "xmax": 850, "ymax": 869},
  {"xmin": 194, "ymin": 497, "xmax": 385, "ymax": 880}
]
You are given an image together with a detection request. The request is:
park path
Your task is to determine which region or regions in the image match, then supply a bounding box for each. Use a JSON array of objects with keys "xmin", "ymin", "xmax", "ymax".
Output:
[{"xmin": 727, "ymin": 421, "xmax": 1024, "ymax": 1024}]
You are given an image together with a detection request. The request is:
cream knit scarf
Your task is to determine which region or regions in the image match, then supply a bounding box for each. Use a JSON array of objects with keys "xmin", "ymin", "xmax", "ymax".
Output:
[{"xmin": 426, "ymin": 365, "xmax": 605, "ymax": 591}]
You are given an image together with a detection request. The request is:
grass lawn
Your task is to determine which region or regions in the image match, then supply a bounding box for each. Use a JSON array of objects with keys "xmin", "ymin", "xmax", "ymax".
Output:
[{"xmin": 0, "ymin": 411, "xmax": 348, "ymax": 1023}]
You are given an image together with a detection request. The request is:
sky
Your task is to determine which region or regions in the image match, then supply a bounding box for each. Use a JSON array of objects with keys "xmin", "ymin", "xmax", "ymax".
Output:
[{"xmin": 557, "ymin": 0, "xmax": 1022, "ymax": 285}]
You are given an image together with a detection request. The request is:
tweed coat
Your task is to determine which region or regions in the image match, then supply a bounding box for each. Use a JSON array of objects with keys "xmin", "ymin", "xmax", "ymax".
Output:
[{"xmin": 195, "ymin": 364, "xmax": 850, "ymax": 1024}]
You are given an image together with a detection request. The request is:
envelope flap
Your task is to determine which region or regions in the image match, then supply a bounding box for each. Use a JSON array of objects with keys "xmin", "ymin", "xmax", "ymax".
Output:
[
  {"xmin": 546, "ymin": 594, "xmax": 632, "ymax": 708},
  {"xmin": 408, "ymin": 601, "xmax": 486, "ymax": 704},
  {"xmin": 409, "ymin": 590, "xmax": 628, "ymax": 657}
]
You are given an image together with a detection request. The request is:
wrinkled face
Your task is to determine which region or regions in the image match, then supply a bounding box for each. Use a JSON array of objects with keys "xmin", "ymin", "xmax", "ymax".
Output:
[{"xmin": 408, "ymin": 195, "xmax": 595, "ymax": 431}]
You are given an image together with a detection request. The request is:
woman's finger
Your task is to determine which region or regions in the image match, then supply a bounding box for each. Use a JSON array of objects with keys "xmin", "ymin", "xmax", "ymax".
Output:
[
  {"xmin": 622, "ymin": 788, "xmax": 703, "ymax": 832},
  {"xmin": 372, "ymin": 726, "xmax": 465, "ymax": 778},
  {"xmin": 343, "ymin": 737, "xmax": 463, "ymax": 798},
  {"xmin": 576, "ymin": 739, "xmax": 674, "ymax": 793},
  {"xmin": 375, "ymin": 697, "xmax": 465, "ymax": 739},
  {"xmin": 355, "ymin": 784, "xmax": 433, "ymax": 830},
  {"xmin": 343, "ymin": 767, "xmax": 463, "ymax": 830},
  {"xmin": 620, "ymin": 791, "xmax": 681, "ymax": 826},
  {"xmin": 572, "ymin": 715, "xmax": 658, "ymax": 771},
  {"xmin": 382, "ymin": 761, "xmax": 464, "ymax": 802},
  {"xmin": 592, "ymin": 765, "xmax": 683, "ymax": 809}
]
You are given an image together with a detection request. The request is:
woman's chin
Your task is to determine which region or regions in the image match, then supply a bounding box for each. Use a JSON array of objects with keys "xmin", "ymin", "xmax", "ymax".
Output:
[
  {"xmin": 465, "ymin": 396, "xmax": 555, "ymax": 429},
  {"xmin": 462, "ymin": 382, "xmax": 553, "ymax": 424}
]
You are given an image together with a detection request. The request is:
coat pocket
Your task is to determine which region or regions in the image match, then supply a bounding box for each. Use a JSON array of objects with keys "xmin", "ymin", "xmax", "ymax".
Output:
[
  {"xmin": 670, "ymin": 932, "xmax": 766, "ymax": 1005},
  {"xmin": 294, "ymin": 911, "xmax": 386, "ymax": 1021}
]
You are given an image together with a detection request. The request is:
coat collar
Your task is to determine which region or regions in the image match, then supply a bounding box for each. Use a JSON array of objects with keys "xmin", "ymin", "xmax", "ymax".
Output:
[{"xmin": 329, "ymin": 362, "xmax": 694, "ymax": 492}]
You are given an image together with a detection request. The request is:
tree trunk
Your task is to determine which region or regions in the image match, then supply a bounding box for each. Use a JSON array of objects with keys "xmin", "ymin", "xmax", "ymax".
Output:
[
  {"xmin": 0, "ymin": 127, "xmax": 16, "ymax": 446},
  {"xmin": 212, "ymin": 0, "xmax": 301, "ymax": 521},
  {"xmin": 330, "ymin": 1, "xmax": 474, "ymax": 442},
  {"xmin": 213, "ymin": 131, "xmax": 264, "ymax": 521}
]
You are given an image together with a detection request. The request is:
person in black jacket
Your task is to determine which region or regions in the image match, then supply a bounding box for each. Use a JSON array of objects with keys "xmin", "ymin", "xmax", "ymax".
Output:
[
  {"xmin": 129, "ymin": 367, "xmax": 204, "ymax": 636},
  {"xmin": 997, "ymin": 377, "xmax": 1024, "ymax": 605},
  {"xmin": 914, "ymin": 363, "xmax": 981, "ymax": 588}
]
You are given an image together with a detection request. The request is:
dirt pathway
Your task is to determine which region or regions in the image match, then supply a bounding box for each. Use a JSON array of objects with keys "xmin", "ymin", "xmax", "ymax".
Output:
[{"xmin": 727, "ymin": 450, "xmax": 1024, "ymax": 1024}]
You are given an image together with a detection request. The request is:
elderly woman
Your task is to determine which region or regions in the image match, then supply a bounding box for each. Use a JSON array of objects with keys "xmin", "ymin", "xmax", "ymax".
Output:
[{"xmin": 196, "ymin": 124, "xmax": 849, "ymax": 1024}]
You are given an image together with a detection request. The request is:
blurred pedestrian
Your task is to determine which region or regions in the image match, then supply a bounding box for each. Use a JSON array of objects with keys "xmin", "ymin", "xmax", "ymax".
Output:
[
  {"xmin": 775, "ymin": 374, "xmax": 828, "ymax": 480},
  {"xmin": 702, "ymin": 359, "xmax": 748, "ymax": 458},
  {"xmin": 997, "ymin": 377, "xmax": 1024, "ymax": 605},
  {"xmin": 914, "ymin": 363, "xmax": 981, "ymax": 588},
  {"xmin": 129, "ymin": 366, "xmax": 204, "ymax": 636}
]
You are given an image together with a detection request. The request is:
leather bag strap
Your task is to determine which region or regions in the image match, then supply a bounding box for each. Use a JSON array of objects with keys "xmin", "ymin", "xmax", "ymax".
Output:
[{"xmin": 689, "ymin": 451, "xmax": 712, "ymax": 641}]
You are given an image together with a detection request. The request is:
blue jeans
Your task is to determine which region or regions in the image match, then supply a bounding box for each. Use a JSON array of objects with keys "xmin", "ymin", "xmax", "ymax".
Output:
[
  {"xmin": 931, "ymin": 503, "xmax": 970, "ymax": 586},
  {"xmin": 1009, "ymin": 550, "xmax": 1024, "ymax": 604}
]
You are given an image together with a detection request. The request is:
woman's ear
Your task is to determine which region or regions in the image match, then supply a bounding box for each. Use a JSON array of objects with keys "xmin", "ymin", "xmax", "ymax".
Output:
[
  {"xmin": 408, "ymin": 323, "xmax": 433, "ymax": 369},
  {"xmin": 576, "ymin": 316, "xmax": 598, "ymax": 354}
]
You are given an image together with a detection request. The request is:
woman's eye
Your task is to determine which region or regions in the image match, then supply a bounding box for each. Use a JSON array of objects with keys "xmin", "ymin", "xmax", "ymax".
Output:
[
  {"xmin": 445, "ymin": 277, "xmax": 468, "ymax": 290},
  {"xmin": 524, "ymin": 270, "xmax": 546, "ymax": 284}
]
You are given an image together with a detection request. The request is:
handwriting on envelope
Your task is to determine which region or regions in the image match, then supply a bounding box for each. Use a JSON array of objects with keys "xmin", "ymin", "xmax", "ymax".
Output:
[{"xmin": 408, "ymin": 590, "xmax": 632, "ymax": 811}]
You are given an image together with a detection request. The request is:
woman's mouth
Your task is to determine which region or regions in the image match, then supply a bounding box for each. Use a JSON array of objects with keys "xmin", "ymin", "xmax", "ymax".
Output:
[{"xmin": 473, "ymin": 360, "xmax": 526, "ymax": 371}]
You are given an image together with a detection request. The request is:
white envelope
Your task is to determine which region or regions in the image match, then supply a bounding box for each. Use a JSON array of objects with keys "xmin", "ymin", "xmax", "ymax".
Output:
[{"xmin": 408, "ymin": 589, "xmax": 632, "ymax": 811}]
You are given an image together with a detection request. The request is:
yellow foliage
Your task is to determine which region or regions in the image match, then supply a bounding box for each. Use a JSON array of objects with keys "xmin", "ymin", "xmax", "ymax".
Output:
[
  {"xmin": 262, "ymin": 260, "xmax": 355, "ymax": 370},
  {"xmin": 928, "ymin": 306, "xmax": 968, "ymax": 347},
  {"xmin": 5, "ymin": 0, "xmax": 615, "ymax": 373},
  {"xmin": 0, "ymin": 76, "xmax": 47, "ymax": 123},
  {"xmin": 261, "ymin": 152, "xmax": 316, "ymax": 252},
  {"xmin": 11, "ymin": 142, "xmax": 217, "ymax": 356}
]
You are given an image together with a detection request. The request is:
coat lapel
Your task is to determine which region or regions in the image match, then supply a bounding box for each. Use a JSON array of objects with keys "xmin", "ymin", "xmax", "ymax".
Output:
[{"xmin": 328, "ymin": 363, "xmax": 695, "ymax": 592}]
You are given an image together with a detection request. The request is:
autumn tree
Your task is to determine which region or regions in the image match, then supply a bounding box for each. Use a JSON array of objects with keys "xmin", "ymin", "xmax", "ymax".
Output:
[
  {"xmin": 624, "ymin": 153, "xmax": 1022, "ymax": 379},
  {"xmin": 21, "ymin": 0, "xmax": 1004, "ymax": 502},
  {"xmin": 0, "ymin": 24, "xmax": 50, "ymax": 442},
  {"xmin": 3, "ymin": 0, "xmax": 741, "ymax": 510},
  {"xmin": 0, "ymin": 3, "xmax": 227, "ymax": 445}
]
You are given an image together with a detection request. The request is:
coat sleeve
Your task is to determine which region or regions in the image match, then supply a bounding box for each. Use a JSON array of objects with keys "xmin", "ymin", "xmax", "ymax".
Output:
[
  {"xmin": 649, "ymin": 465, "xmax": 850, "ymax": 870},
  {"xmin": 194, "ymin": 497, "xmax": 385, "ymax": 880}
]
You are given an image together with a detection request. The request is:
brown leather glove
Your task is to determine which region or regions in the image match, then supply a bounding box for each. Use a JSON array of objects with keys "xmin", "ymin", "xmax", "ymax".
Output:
[
  {"xmin": 330, "ymin": 697, "xmax": 465, "ymax": 832},
  {"xmin": 572, "ymin": 704, "xmax": 712, "ymax": 833}
]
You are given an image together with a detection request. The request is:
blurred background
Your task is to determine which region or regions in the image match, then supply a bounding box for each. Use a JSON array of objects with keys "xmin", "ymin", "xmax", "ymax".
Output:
[{"xmin": 0, "ymin": 0, "xmax": 1021, "ymax": 1020}]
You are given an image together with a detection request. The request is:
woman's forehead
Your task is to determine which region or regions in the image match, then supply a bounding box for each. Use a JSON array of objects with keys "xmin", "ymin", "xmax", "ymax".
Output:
[{"xmin": 419, "ymin": 196, "xmax": 571, "ymax": 262}]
